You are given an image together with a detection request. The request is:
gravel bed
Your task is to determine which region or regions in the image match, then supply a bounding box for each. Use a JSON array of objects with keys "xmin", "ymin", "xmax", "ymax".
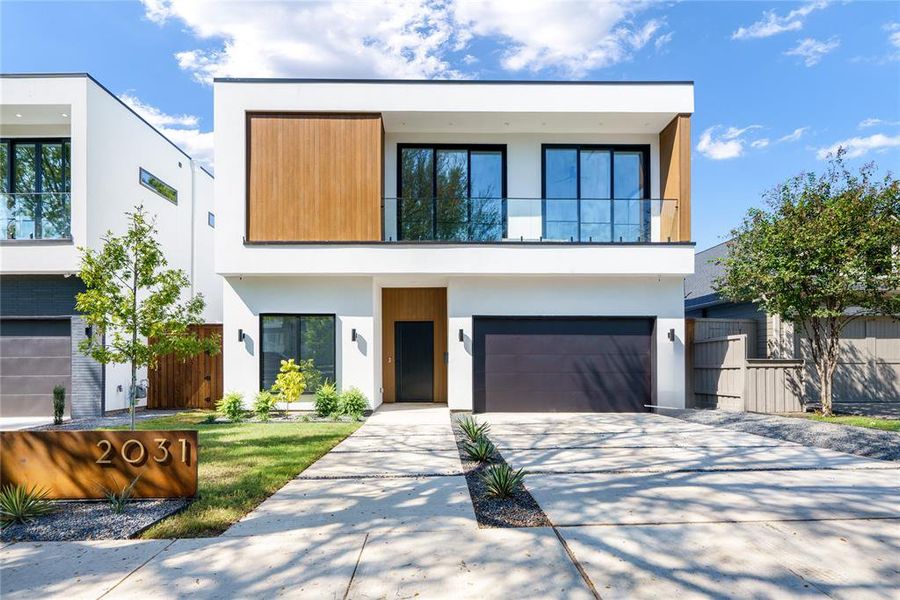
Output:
[
  {"xmin": 668, "ymin": 409, "xmax": 900, "ymax": 462},
  {"xmin": 31, "ymin": 409, "xmax": 182, "ymax": 431},
  {"xmin": 451, "ymin": 417, "xmax": 550, "ymax": 528},
  {"xmin": 1, "ymin": 499, "xmax": 190, "ymax": 542}
]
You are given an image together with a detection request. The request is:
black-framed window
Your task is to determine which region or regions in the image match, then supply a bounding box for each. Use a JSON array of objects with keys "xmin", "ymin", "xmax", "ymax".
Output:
[
  {"xmin": 1, "ymin": 138, "xmax": 71, "ymax": 240},
  {"xmin": 139, "ymin": 167, "xmax": 178, "ymax": 204},
  {"xmin": 397, "ymin": 144, "xmax": 507, "ymax": 241},
  {"xmin": 207, "ymin": 211, "xmax": 215, "ymax": 228},
  {"xmin": 542, "ymin": 144, "xmax": 650, "ymax": 242},
  {"xmin": 259, "ymin": 314, "xmax": 336, "ymax": 391}
]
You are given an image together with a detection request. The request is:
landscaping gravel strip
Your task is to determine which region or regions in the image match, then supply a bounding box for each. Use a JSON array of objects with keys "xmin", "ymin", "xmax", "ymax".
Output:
[
  {"xmin": 667, "ymin": 409, "xmax": 900, "ymax": 462},
  {"xmin": 1, "ymin": 499, "xmax": 190, "ymax": 542},
  {"xmin": 29, "ymin": 409, "xmax": 182, "ymax": 431},
  {"xmin": 451, "ymin": 417, "xmax": 550, "ymax": 528}
]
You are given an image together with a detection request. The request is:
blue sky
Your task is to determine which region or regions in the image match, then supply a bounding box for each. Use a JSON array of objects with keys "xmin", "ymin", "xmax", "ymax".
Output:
[{"xmin": 2, "ymin": 0, "xmax": 898, "ymax": 249}]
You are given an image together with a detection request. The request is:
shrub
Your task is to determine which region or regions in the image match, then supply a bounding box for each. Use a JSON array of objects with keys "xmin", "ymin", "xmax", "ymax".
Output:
[
  {"xmin": 457, "ymin": 415, "xmax": 490, "ymax": 442},
  {"xmin": 0, "ymin": 484, "xmax": 55, "ymax": 526},
  {"xmin": 314, "ymin": 381, "xmax": 339, "ymax": 418},
  {"xmin": 253, "ymin": 390, "xmax": 277, "ymax": 421},
  {"xmin": 216, "ymin": 391, "xmax": 245, "ymax": 422},
  {"xmin": 104, "ymin": 474, "xmax": 141, "ymax": 515},
  {"xmin": 479, "ymin": 464, "xmax": 526, "ymax": 499},
  {"xmin": 298, "ymin": 359, "xmax": 323, "ymax": 396},
  {"xmin": 464, "ymin": 436, "xmax": 496, "ymax": 463},
  {"xmin": 338, "ymin": 387, "xmax": 368, "ymax": 419},
  {"xmin": 52, "ymin": 385, "xmax": 66, "ymax": 425},
  {"xmin": 271, "ymin": 359, "xmax": 306, "ymax": 410}
]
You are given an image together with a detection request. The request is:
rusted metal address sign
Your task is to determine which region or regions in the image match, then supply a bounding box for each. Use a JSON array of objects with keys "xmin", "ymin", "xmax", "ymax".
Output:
[{"xmin": 0, "ymin": 430, "xmax": 198, "ymax": 499}]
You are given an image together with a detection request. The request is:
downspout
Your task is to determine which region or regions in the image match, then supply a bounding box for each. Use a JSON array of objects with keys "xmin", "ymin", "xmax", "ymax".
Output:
[{"xmin": 189, "ymin": 159, "xmax": 197, "ymax": 298}]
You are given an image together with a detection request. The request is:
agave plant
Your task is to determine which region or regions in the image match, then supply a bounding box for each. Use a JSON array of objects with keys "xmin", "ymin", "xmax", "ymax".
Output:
[
  {"xmin": 479, "ymin": 463, "xmax": 526, "ymax": 499},
  {"xmin": 104, "ymin": 474, "xmax": 141, "ymax": 515},
  {"xmin": 464, "ymin": 436, "xmax": 496, "ymax": 463},
  {"xmin": 457, "ymin": 415, "xmax": 490, "ymax": 442},
  {"xmin": 0, "ymin": 484, "xmax": 55, "ymax": 526}
]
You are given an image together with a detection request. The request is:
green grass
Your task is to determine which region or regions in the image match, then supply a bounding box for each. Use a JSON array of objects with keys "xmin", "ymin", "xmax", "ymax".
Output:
[
  {"xmin": 800, "ymin": 414, "xmax": 900, "ymax": 432},
  {"xmin": 108, "ymin": 411, "xmax": 360, "ymax": 538}
]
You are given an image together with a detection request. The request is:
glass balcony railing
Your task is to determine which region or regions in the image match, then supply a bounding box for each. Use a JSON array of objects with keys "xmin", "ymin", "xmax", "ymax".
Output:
[
  {"xmin": 382, "ymin": 197, "xmax": 678, "ymax": 243},
  {"xmin": 1, "ymin": 192, "xmax": 72, "ymax": 240}
]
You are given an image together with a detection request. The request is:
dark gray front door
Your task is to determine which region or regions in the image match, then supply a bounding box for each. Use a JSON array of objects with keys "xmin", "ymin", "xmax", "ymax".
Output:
[
  {"xmin": 473, "ymin": 317, "xmax": 653, "ymax": 413},
  {"xmin": 395, "ymin": 321, "xmax": 434, "ymax": 402},
  {"xmin": 0, "ymin": 319, "xmax": 72, "ymax": 417}
]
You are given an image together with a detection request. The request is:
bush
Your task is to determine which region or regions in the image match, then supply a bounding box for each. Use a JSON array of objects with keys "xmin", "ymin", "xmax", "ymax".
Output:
[
  {"xmin": 271, "ymin": 359, "xmax": 306, "ymax": 410},
  {"xmin": 314, "ymin": 381, "xmax": 339, "ymax": 418},
  {"xmin": 0, "ymin": 484, "xmax": 55, "ymax": 526},
  {"xmin": 479, "ymin": 464, "xmax": 526, "ymax": 499},
  {"xmin": 298, "ymin": 359, "xmax": 323, "ymax": 396},
  {"xmin": 104, "ymin": 474, "xmax": 141, "ymax": 515},
  {"xmin": 216, "ymin": 391, "xmax": 245, "ymax": 422},
  {"xmin": 338, "ymin": 387, "xmax": 368, "ymax": 419},
  {"xmin": 457, "ymin": 415, "xmax": 490, "ymax": 442},
  {"xmin": 464, "ymin": 436, "xmax": 496, "ymax": 463},
  {"xmin": 52, "ymin": 385, "xmax": 66, "ymax": 425},
  {"xmin": 253, "ymin": 390, "xmax": 277, "ymax": 421}
]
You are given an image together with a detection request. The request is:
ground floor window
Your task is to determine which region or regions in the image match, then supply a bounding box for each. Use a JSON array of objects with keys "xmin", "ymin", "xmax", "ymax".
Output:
[{"xmin": 260, "ymin": 314, "xmax": 336, "ymax": 391}]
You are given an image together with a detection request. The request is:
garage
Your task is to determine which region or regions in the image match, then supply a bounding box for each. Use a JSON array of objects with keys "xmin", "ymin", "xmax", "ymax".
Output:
[
  {"xmin": 473, "ymin": 317, "xmax": 653, "ymax": 413},
  {"xmin": 0, "ymin": 319, "xmax": 72, "ymax": 418}
]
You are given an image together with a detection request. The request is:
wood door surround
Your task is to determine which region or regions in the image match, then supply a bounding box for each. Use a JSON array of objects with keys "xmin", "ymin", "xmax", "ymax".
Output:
[
  {"xmin": 246, "ymin": 113, "xmax": 384, "ymax": 242},
  {"xmin": 382, "ymin": 288, "xmax": 447, "ymax": 403},
  {"xmin": 659, "ymin": 113, "xmax": 691, "ymax": 242}
]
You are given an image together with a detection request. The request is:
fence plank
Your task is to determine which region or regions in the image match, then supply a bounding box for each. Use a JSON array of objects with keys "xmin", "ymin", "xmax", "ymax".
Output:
[{"xmin": 147, "ymin": 324, "xmax": 222, "ymax": 410}]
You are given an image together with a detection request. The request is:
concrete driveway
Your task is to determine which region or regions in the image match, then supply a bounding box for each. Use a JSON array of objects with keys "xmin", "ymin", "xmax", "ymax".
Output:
[
  {"xmin": 2, "ymin": 407, "xmax": 898, "ymax": 599},
  {"xmin": 488, "ymin": 412, "xmax": 900, "ymax": 599}
]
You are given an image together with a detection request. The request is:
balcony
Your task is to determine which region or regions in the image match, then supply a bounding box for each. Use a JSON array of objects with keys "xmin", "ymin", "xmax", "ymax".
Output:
[
  {"xmin": 1, "ymin": 192, "xmax": 72, "ymax": 241},
  {"xmin": 382, "ymin": 197, "xmax": 679, "ymax": 243}
]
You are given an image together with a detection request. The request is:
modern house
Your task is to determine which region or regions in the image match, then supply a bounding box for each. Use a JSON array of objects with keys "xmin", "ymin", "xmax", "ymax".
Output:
[
  {"xmin": 0, "ymin": 73, "xmax": 221, "ymax": 420},
  {"xmin": 686, "ymin": 241, "xmax": 900, "ymax": 409},
  {"xmin": 215, "ymin": 79, "xmax": 694, "ymax": 413}
]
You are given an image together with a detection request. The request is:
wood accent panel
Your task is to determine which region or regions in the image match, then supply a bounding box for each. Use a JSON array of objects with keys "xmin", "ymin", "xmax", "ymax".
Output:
[
  {"xmin": 247, "ymin": 113, "xmax": 384, "ymax": 242},
  {"xmin": 659, "ymin": 114, "xmax": 691, "ymax": 242},
  {"xmin": 1, "ymin": 430, "xmax": 198, "ymax": 499},
  {"xmin": 382, "ymin": 288, "xmax": 447, "ymax": 403},
  {"xmin": 148, "ymin": 324, "xmax": 222, "ymax": 410}
]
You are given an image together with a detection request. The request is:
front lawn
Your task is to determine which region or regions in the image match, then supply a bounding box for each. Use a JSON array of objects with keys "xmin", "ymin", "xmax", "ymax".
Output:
[
  {"xmin": 800, "ymin": 414, "xmax": 900, "ymax": 433},
  {"xmin": 109, "ymin": 411, "xmax": 360, "ymax": 538}
]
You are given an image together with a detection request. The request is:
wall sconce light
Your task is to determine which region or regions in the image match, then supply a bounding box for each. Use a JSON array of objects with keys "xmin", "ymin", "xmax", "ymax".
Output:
[
  {"xmin": 458, "ymin": 328, "xmax": 464, "ymax": 342},
  {"xmin": 85, "ymin": 325, "xmax": 93, "ymax": 339},
  {"xmin": 667, "ymin": 328, "xmax": 676, "ymax": 342},
  {"xmin": 351, "ymin": 328, "xmax": 358, "ymax": 342},
  {"xmin": 238, "ymin": 328, "xmax": 245, "ymax": 342}
]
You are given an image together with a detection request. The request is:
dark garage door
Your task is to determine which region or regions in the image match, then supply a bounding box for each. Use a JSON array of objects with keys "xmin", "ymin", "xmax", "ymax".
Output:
[
  {"xmin": 0, "ymin": 319, "xmax": 72, "ymax": 418},
  {"xmin": 473, "ymin": 317, "xmax": 653, "ymax": 413}
]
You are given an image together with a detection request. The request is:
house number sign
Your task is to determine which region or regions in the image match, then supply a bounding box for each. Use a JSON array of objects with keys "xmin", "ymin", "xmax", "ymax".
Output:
[{"xmin": 0, "ymin": 430, "xmax": 198, "ymax": 499}]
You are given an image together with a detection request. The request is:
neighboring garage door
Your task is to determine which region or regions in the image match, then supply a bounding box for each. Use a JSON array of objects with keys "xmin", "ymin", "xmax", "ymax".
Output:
[
  {"xmin": 0, "ymin": 319, "xmax": 72, "ymax": 418},
  {"xmin": 473, "ymin": 317, "xmax": 653, "ymax": 413}
]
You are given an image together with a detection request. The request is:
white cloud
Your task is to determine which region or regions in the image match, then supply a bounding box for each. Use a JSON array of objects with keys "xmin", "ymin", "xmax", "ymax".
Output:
[
  {"xmin": 120, "ymin": 93, "xmax": 214, "ymax": 170},
  {"xmin": 816, "ymin": 133, "xmax": 900, "ymax": 159},
  {"xmin": 696, "ymin": 125, "xmax": 762, "ymax": 160},
  {"xmin": 732, "ymin": 1, "xmax": 828, "ymax": 40},
  {"xmin": 751, "ymin": 139, "xmax": 770, "ymax": 149},
  {"xmin": 784, "ymin": 37, "xmax": 839, "ymax": 66},
  {"xmin": 142, "ymin": 0, "xmax": 671, "ymax": 82},
  {"xmin": 859, "ymin": 118, "xmax": 900, "ymax": 129},
  {"xmin": 777, "ymin": 126, "xmax": 809, "ymax": 142},
  {"xmin": 654, "ymin": 31, "xmax": 674, "ymax": 51},
  {"xmin": 886, "ymin": 22, "xmax": 900, "ymax": 48}
]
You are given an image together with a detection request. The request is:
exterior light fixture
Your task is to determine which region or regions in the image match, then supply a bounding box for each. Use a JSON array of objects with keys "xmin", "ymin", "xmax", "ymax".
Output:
[
  {"xmin": 15, "ymin": 113, "xmax": 22, "ymax": 118},
  {"xmin": 351, "ymin": 328, "xmax": 358, "ymax": 342},
  {"xmin": 61, "ymin": 113, "xmax": 68, "ymax": 117},
  {"xmin": 667, "ymin": 328, "xmax": 676, "ymax": 342},
  {"xmin": 458, "ymin": 329, "xmax": 464, "ymax": 342},
  {"xmin": 238, "ymin": 328, "xmax": 245, "ymax": 342},
  {"xmin": 85, "ymin": 325, "xmax": 93, "ymax": 338}
]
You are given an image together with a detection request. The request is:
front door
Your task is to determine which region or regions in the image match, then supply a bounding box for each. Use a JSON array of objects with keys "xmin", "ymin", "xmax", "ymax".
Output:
[{"xmin": 395, "ymin": 321, "xmax": 434, "ymax": 402}]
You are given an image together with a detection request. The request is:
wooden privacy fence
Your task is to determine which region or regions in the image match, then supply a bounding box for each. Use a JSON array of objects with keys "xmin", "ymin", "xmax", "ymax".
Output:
[
  {"xmin": 689, "ymin": 332, "xmax": 804, "ymax": 413},
  {"xmin": 148, "ymin": 324, "xmax": 223, "ymax": 410}
]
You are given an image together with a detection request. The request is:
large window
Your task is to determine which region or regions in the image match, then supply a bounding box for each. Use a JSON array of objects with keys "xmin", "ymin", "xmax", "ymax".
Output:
[
  {"xmin": 542, "ymin": 145, "xmax": 650, "ymax": 242},
  {"xmin": 1, "ymin": 138, "xmax": 71, "ymax": 240},
  {"xmin": 398, "ymin": 144, "xmax": 506, "ymax": 241},
  {"xmin": 260, "ymin": 314, "xmax": 336, "ymax": 391}
]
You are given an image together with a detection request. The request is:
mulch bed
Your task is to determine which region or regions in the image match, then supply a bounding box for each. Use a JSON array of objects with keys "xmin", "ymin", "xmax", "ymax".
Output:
[
  {"xmin": 451, "ymin": 418, "xmax": 550, "ymax": 528},
  {"xmin": 1, "ymin": 499, "xmax": 190, "ymax": 542}
]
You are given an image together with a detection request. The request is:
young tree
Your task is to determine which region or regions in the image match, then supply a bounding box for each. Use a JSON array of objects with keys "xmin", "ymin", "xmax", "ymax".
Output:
[
  {"xmin": 76, "ymin": 206, "xmax": 220, "ymax": 430},
  {"xmin": 715, "ymin": 152, "xmax": 899, "ymax": 416}
]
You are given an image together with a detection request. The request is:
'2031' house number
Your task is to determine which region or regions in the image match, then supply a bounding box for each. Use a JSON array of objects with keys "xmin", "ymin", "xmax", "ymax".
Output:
[{"xmin": 96, "ymin": 437, "xmax": 192, "ymax": 465}]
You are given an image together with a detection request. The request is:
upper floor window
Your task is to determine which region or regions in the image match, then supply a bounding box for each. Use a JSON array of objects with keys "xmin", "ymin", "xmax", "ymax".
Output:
[
  {"xmin": 398, "ymin": 144, "xmax": 506, "ymax": 241},
  {"xmin": 542, "ymin": 145, "xmax": 650, "ymax": 242},
  {"xmin": 139, "ymin": 167, "xmax": 177, "ymax": 205},
  {"xmin": 0, "ymin": 138, "xmax": 71, "ymax": 240},
  {"xmin": 207, "ymin": 211, "xmax": 215, "ymax": 228}
]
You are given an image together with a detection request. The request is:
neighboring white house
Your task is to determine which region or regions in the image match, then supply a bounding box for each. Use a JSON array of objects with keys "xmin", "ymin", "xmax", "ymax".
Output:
[
  {"xmin": 0, "ymin": 73, "xmax": 221, "ymax": 418},
  {"xmin": 214, "ymin": 79, "xmax": 694, "ymax": 413}
]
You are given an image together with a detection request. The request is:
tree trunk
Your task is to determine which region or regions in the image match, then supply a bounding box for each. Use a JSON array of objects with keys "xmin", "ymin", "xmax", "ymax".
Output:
[
  {"xmin": 130, "ymin": 258, "xmax": 138, "ymax": 431},
  {"xmin": 819, "ymin": 363, "xmax": 834, "ymax": 416}
]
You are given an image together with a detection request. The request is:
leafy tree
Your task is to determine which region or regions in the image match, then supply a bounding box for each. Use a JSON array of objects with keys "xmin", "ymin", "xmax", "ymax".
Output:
[
  {"xmin": 715, "ymin": 152, "xmax": 899, "ymax": 415},
  {"xmin": 271, "ymin": 358, "xmax": 306, "ymax": 411},
  {"xmin": 76, "ymin": 206, "xmax": 219, "ymax": 430}
]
